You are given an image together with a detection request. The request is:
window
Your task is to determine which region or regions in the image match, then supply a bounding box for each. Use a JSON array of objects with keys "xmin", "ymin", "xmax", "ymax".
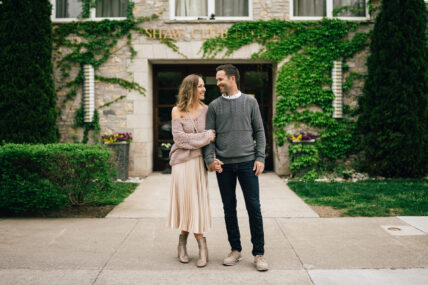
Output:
[
  {"xmin": 54, "ymin": 0, "xmax": 82, "ymax": 19},
  {"xmin": 96, "ymin": 0, "xmax": 128, "ymax": 18},
  {"xmin": 291, "ymin": 0, "xmax": 368, "ymax": 20},
  {"xmin": 171, "ymin": 0, "xmax": 251, "ymax": 20},
  {"xmin": 52, "ymin": 0, "xmax": 128, "ymax": 22}
]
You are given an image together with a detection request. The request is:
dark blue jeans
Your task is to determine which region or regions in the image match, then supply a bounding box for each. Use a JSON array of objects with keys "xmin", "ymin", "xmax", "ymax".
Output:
[{"xmin": 216, "ymin": 160, "xmax": 264, "ymax": 256}]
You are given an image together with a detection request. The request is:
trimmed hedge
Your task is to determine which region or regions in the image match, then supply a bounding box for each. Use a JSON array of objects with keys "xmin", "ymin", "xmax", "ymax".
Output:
[
  {"xmin": 0, "ymin": 144, "xmax": 116, "ymax": 214},
  {"xmin": 0, "ymin": 0, "xmax": 59, "ymax": 143},
  {"xmin": 357, "ymin": 0, "xmax": 428, "ymax": 177}
]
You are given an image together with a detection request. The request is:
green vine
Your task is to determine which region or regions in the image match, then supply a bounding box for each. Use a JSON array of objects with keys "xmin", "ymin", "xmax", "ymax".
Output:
[
  {"xmin": 202, "ymin": 18, "xmax": 370, "ymax": 177},
  {"xmin": 53, "ymin": 3, "xmax": 182, "ymax": 144}
]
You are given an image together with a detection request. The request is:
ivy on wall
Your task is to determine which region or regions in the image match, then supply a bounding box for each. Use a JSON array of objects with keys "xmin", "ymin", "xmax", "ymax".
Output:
[
  {"xmin": 202, "ymin": 19, "xmax": 370, "ymax": 177},
  {"xmin": 53, "ymin": 0, "xmax": 182, "ymax": 143}
]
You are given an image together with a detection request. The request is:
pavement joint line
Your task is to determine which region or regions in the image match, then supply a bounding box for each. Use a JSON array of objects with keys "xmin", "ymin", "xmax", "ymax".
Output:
[
  {"xmin": 274, "ymin": 218, "xmax": 315, "ymax": 284},
  {"xmin": 91, "ymin": 219, "xmax": 140, "ymax": 285}
]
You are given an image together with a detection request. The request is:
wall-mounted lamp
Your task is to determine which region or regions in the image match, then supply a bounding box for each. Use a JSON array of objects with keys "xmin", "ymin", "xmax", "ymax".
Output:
[
  {"xmin": 83, "ymin": 64, "xmax": 95, "ymax": 123},
  {"xmin": 332, "ymin": 60, "xmax": 343, "ymax": 118}
]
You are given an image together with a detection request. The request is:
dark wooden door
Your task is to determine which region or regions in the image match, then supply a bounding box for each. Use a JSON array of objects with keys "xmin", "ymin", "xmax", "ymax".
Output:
[{"xmin": 153, "ymin": 64, "xmax": 273, "ymax": 171}]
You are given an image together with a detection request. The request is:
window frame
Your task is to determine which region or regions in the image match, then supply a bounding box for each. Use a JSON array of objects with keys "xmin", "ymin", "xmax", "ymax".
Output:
[
  {"xmin": 169, "ymin": 0, "xmax": 253, "ymax": 21},
  {"xmin": 50, "ymin": 0, "xmax": 127, "ymax": 23},
  {"xmin": 290, "ymin": 0, "xmax": 370, "ymax": 21}
]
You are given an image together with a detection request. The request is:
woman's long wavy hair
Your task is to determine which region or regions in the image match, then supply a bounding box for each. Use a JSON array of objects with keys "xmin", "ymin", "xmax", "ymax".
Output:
[{"xmin": 176, "ymin": 74, "xmax": 203, "ymax": 112}]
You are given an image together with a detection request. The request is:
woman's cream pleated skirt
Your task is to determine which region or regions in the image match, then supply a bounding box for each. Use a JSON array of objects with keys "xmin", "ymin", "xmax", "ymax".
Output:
[{"xmin": 168, "ymin": 156, "xmax": 212, "ymax": 234}]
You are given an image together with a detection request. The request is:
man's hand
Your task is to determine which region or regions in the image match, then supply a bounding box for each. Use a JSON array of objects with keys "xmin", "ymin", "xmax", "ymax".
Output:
[
  {"xmin": 208, "ymin": 159, "xmax": 224, "ymax": 173},
  {"xmin": 253, "ymin": 161, "xmax": 265, "ymax": 176}
]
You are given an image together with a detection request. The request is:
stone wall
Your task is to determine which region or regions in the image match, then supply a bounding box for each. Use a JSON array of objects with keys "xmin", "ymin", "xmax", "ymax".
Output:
[{"xmin": 54, "ymin": 0, "xmax": 373, "ymax": 177}]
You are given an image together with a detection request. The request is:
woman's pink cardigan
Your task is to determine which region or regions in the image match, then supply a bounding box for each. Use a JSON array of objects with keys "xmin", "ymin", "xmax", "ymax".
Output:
[{"xmin": 169, "ymin": 106, "xmax": 212, "ymax": 166}]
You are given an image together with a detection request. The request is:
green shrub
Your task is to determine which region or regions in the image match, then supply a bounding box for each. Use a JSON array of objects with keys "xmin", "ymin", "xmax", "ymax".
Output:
[
  {"xmin": 0, "ymin": 0, "xmax": 59, "ymax": 143},
  {"xmin": 357, "ymin": 0, "xmax": 428, "ymax": 177},
  {"xmin": 289, "ymin": 143, "xmax": 319, "ymax": 173},
  {"xmin": 0, "ymin": 144, "xmax": 116, "ymax": 214}
]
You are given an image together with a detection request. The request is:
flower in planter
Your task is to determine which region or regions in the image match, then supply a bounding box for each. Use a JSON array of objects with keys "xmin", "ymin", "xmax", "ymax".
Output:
[
  {"xmin": 102, "ymin": 132, "xmax": 133, "ymax": 144},
  {"xmin": 288, "ymin": 132, "xmax": 319, "ymax": 143},
  {"xmin": 160, "ymin": 142, "xmax": 172, "ymax": 150}
]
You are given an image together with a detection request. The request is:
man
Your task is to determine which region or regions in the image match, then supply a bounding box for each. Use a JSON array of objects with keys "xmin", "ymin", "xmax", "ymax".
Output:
[{"xmin": 203, "ymin": 64, "xmax": 268, "ymax": 271}]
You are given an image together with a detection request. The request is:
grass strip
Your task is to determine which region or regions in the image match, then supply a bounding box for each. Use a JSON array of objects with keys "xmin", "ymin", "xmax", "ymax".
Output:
[
  {"xmin": 287, "ymin": 180, "xmax": 428, "ymax": 216},
  {"xmin": 86, "ymin": 181, "xmax": 139, "ymax": 206}
]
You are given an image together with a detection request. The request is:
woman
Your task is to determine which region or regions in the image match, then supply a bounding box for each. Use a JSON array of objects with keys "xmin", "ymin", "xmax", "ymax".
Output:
[{"xmin": 168, "ymin": 74, "xmax": 215, "ymax": 267}]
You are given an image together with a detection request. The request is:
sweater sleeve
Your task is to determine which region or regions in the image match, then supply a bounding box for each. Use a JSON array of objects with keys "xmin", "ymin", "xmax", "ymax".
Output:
[
  {"xmin": 251, "ymin": 98, "xmax": 266, "ymax": 163},
  {"xmin": 172, "ymin": 119, "xmax": 212, "ymax": 150},
  {"xmin": 202, "ymin": 103, "xmax": 216, "ymax": 166}
]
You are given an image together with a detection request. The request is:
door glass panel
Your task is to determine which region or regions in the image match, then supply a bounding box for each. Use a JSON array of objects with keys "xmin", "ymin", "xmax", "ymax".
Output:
[
  {"xmin": 244, "ymin": 71, "xmax": 269, "ymax": 105},
  {"xmin": 158, "ymin": 107, "xmax": 172, "ymax": 123},
  {"xmin": 202, "ymin": 76, "xmax": 221, "ymax": 104},
  {"xmin": 158, "ymin": 71, "xmax": 182, "ymax": 88},
  {"xmin": 158, "ymin": 89, "xmax": 178, "ymax": 105},
  {"xmin": 159, "ymin": 122, "xmax": 173, "ymax": 140}
]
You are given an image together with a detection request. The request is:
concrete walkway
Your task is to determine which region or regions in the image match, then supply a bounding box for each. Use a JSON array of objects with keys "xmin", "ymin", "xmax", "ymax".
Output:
[
  {"xmin": 1, "ymin": 172, "xmax": 427, "ymax": 285},
  {"xmin": 107, "ymin": 172, "xmax": 319, "ymax": 218}
]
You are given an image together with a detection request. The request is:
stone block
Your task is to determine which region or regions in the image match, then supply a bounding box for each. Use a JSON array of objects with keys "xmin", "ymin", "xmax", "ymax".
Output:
[
  {"xmin": 133, "ymin": 72, "xmax": 150, "ymax": 87},
  {"xmin": 151, "ymin": 44, "xmax": 168, "ymax": 59},
  {"xmin": 132, "ymin": 128, "xmax": 153, "ymax": 142},
  {"xmin": 132, "ymin": 100, "xmax": 152, "ymax": 115},
  {"xmin": 127, "ymin": 114, "xmax": 152, "ymax": 129},
  {"xmin": 127, "ymin": 59, "xmax": 148, "ymax": 73}
]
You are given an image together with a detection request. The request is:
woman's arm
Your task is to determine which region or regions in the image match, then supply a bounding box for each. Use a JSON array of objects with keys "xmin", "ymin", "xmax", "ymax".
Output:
[{"xmin": 171, "ymin": 107, "xmax": 213, "ymax": 150}]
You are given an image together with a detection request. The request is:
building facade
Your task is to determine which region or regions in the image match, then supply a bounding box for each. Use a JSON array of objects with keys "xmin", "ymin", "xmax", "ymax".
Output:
[{"xmin": 51, "ymin": 0, "xmax": 375, "ymax": 177}]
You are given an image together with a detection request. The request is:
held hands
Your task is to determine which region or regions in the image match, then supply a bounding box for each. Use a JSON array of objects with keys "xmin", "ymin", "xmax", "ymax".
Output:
[
  {"xmin": 253, "ymin": 161, "xmax": 265, "ymax": 176},
  {"xmin": 208, "ymin": 159, "xmax": 224, "ymax": 173}
]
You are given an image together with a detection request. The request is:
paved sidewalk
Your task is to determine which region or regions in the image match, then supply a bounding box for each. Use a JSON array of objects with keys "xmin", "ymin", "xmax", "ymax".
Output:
[
  {"xmin": 107, "ymin": 172, "xmax": 319, "ymax": 218},
  {"xmin": 0, "ymin": 172, "xmax": 427, "ymax": 285}
]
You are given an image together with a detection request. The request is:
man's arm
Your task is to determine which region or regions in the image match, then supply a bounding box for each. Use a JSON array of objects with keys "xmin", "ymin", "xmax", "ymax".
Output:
[
  {"xmin": 202, "ymin": 103, "xmax": 216, "ymax": 166},
  {"xmin": 250, "ymin": 98, "xmax": 266, "ymax": 176},
  {"xmin": 251, "ymin": 99, "xmax": 266, "ymax": 163}
]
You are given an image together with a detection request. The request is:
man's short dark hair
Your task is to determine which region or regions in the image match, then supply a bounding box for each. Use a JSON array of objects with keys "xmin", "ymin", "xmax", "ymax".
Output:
[{"xmin": 216, "ymin": 64, "xmax": 240, "ymax": 88}]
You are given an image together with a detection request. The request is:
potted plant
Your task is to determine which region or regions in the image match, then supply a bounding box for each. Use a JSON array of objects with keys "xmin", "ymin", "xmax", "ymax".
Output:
[
  {"xmin": 288, "ymin": 133, "xmax": 319, "ymax": 144},
  {"xmin": 288, "ymin": 133, "xmax": 320, "ymax": 177},
  {"xmin": 102, "ymin": 132, "xmax": 132, "ymax": 180}
]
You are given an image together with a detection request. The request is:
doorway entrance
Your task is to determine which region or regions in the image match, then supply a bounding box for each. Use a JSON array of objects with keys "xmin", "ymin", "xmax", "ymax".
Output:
[{"xmin": 153, "ymin": 64, "xmax": 273, "ymax": 171}]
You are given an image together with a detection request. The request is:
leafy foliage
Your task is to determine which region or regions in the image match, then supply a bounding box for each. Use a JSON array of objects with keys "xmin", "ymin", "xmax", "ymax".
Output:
[
  {"xmin": 0, "ymin": 0, "xmax": 59, "ymax": 143},
  {"xmin": 0, "ymin": 144, "xmax": 116, "ymax": 214},
  {"xmin": 288, "ymin": 179, "xmax": 428, "ymax": 216},
  {"xmin": 202, "ymin": 19, "xmax": 370, "ymax": 176},
  {"xmin": 357, "ymin": 0, "xmax": 428, "ymax": 177},
  {"xmin": 53, "ymin": 6, "xmax": 183, "ymax": 143}
]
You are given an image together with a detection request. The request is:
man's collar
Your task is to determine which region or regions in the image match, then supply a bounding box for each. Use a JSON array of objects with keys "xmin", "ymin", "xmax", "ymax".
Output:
[{"xmin": 222, "ymin": 91, "xmax": 242, "ymax": 100}]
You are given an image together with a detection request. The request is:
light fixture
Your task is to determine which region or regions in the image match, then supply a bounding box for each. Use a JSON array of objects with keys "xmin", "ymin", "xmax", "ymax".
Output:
[
  {"xmin": 332, "ymin": 60, "xmax": 343, "ymax": 118},
  {"xmin": 83, "ymin": 64, "xmax": 95, "ymax": 123}
]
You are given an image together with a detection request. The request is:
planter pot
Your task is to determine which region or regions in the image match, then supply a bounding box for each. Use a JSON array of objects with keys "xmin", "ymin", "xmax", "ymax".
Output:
[{"xmin": 106, "ymin": 142, "xmax": 130, "ymax": 180}]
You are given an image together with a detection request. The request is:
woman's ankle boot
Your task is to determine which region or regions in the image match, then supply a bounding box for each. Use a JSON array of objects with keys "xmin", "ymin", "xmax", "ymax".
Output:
[
  {"xmin": 177, "ymin": 234, "xmax": 189, "ymax": 263},
  {"xmin": 196, "ymin": 237, "xmax": 208, "ymax": 267}
]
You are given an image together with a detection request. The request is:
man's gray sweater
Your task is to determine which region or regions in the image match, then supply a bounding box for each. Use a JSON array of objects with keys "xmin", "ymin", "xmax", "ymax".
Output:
[{"xmin": 203, "ymin": 93, "xmax": 266, "ymax": 166}]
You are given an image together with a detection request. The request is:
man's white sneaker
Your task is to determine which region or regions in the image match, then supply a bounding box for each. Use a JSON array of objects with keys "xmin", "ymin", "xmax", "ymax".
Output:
[
  {"xmin": 223, "ymin": 250, "xmax": 242, "ymax": 266},
  {"xmin": 254, "ymin": 255, "xmax": 269, "ymax": 271}
]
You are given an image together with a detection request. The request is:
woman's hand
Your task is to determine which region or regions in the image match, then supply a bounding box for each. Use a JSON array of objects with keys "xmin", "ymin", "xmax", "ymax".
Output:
[{"xmin": 210, "ymin": 130, "xmax": 216, "ymax": 142}]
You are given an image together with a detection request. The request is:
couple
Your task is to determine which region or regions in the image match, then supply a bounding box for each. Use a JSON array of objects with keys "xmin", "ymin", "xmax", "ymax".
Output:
[{"xmin": 168, "ymin": 64, "xmax": 268, "ymax": 271}]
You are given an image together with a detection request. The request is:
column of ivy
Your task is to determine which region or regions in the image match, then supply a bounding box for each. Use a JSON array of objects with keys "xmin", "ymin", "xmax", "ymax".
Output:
[
  {"xmin": 0, "ymin": 0, "xmax": 59, "ymax": 143},
  {"xmin": 357, "ymin": 0, "xmax": 428, "ymax": 177},
  {"xmin": 202, "ymin": 19, "xmax": 369, "ymax": 178}
]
